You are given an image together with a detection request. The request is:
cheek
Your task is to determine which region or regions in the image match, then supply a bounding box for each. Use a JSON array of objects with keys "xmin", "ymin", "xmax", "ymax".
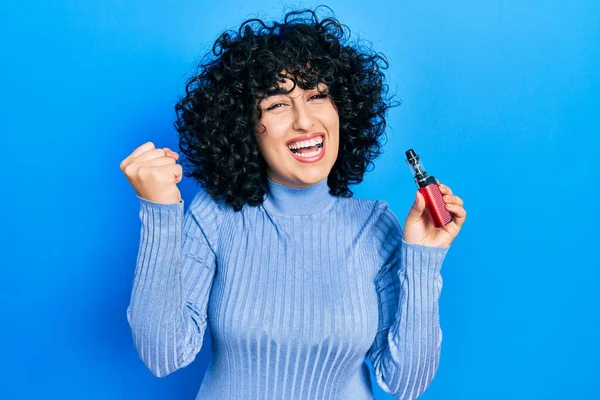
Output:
[
  {"xmin": 329, "ymin": 129, "xmax": 340, "ymax": 158},
  {"xmin": 255, "ymin": 133, "xmax": 267, "ymax": 153},
  {"xmin": 258, "ymin": 118, "xmax": 288, "ymax": 141},
  {"xmin": 256, "ymin": 133, "xmax": 286, "ymax": 164}
]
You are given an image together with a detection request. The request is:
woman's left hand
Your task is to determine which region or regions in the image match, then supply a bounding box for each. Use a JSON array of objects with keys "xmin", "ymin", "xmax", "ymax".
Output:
[{"xmin": 403, "ymin": 179, "xmax": 466, "ymax": 247}]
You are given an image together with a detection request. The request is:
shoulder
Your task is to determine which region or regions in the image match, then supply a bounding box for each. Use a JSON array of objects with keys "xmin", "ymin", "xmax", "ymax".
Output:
[
  {"xmin": 336, "ymin": 196, "xmax": 403, "ymax": 250},
  {"xmin": 361, "ymin": 199, "xmax": 404, "ymax": 264},
  {"xmin": 372, "ymin": 200, "xmax": 403, "ymax": 237},
  {"xmin": 185, "ymin": 186, "xmax": 231, "ymax": 246},
  {"xmin": 188, "ymin": 185, "xmax": 230, "ymax": 217},
  {"xmin": 335, "ymin": 196, "xmax": 404, "ymax": 272},
  {"xmin": 338, "ymin": 196, "xmax": 401, "ymax": 231},
  {"xmin": 336, "ymin": 195, "xmax": 383, "ymax": 219}
]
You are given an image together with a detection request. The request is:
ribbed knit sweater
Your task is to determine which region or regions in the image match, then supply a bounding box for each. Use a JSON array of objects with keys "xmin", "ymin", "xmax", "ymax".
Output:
[{"xmin": 126, "ymin": 176, "xmax": 450, "ymax": 400}]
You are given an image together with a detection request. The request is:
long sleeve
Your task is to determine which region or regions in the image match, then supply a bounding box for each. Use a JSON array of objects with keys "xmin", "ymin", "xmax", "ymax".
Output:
[
  {"xmin": 368, "ymin": 204, "xmax": 450, "ymax": 399},
  {"xmin": 126, "ymin": 189, "xmax": 222, "ymax": 378}
]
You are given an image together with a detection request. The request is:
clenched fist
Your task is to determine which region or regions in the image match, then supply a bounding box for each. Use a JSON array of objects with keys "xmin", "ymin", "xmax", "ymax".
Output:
[{"xmin": 119, "ymin": 141, "xmax": 183, "ymax": 204}]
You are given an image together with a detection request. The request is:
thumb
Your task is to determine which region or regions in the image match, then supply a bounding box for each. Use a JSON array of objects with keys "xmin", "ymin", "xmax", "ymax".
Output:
[{"xmin": 406, "ymin": 191, "xmax": 426, "ymax": 223}]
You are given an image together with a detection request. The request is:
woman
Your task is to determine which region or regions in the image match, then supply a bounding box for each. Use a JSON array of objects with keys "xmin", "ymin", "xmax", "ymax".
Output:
[{"xmin": 120, "ymin": 7, "xmax": 466, "ymax": 400}]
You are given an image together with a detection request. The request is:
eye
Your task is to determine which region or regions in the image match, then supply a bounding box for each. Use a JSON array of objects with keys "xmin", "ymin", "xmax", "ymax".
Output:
[
  {"xmin": 264, "ymin": 92, "xmax": 330, "ymax": 111},
  {"xmin": 265, "ymin": 102, "xmax": 287, "ymax": 111},
  {"xmin": 309, "ymin": 92, "xmax": 330, "ymax": 101}
]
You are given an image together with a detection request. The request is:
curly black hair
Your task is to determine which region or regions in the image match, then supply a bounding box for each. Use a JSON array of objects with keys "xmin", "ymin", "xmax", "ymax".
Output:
[{"xmin": 174, "ymin": 5, "xmax": 397, "ymax": 211}]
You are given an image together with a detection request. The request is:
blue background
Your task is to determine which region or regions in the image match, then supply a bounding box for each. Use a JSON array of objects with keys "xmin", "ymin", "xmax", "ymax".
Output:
[{"xmin": 2, "ymin": 0, "xmax": 598, "ymax": 398}]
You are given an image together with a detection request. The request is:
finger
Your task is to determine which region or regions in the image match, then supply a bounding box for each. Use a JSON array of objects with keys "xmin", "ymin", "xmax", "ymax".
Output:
[
  {"xmin": 121, "ymin": 141, "xmax": 156, "ymax": 169},
  {"xmin": 438, "ymin": 183, "xmax": 453, "ymax": 196},
  {"xmin": 445, "ymin": 203, "xmax": 467, "ymax": 226},
  {"xmin": 133, "ymin": 148, "xmax": 171, "ymax": 164},
  {"xmin": 405, "ymin": 191, "xmax": 426, "ymax": 225},
  {"xmin": 138, "ymin": 156, "xmax": 177, "ymax": 168},
  {"xmin": 443, "ymin": 194, "xmax": 463, "ymax": 207},
  {"xmin": 166, "ymin": 163, "xmax": 183, "ymax": 183},
  {"xmin": 159, "ymin": 163, "xmax": 183, "ymax": 184},
  {"xmin": 435, "ymin": 179, "xmax": 446, "ymax": 192},
  {"xmin": 163, "ymin": 148, "xmax": 179, "ymax": 159},
  {"xmin": 128, "ymin": 141, "xmax": 155, "ymax": 161},
  {"xmin": 140, "ymin": 163, "xmax": 182, "ymax": 183}
]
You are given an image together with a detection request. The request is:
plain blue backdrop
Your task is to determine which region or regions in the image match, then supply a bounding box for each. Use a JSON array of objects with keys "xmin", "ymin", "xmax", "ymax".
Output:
[{"xmin": 1, "ymin": 0, "xmax": 598, "ymax": 398}]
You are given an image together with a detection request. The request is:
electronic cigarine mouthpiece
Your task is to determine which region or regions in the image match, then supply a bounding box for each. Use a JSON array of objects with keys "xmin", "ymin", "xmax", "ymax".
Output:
[
  {"xmin": 405, "ymin": 148, "xmax": 429, "ymax": 185},
  {"xmin": 405, "ymin": 149, "xmax": 418, "ymax": 164}
]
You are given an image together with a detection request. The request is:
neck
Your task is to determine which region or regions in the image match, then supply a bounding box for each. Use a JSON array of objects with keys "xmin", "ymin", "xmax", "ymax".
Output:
[{"xmin": 262, "ymin": 176, "xmax": 335, "ymax": 216}]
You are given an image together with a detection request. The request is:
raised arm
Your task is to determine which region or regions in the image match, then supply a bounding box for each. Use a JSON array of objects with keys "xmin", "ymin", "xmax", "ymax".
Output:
[
  {"xmin": 368, "ymin": 204, "xmax": 450, "ymax": 399},
  {"xmin": 126, "ymin": 190, "xmax": 221, "ymax": 378}
]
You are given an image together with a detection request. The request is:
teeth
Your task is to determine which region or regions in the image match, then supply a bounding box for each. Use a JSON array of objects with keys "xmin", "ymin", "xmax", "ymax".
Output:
[
  {"xmin": 289, "ymin": 142, "xmax": 323, "ymax": 154},
  {"xmin": 287, "ymin": 136, "xmax": 323, "ymax": 150},
  {"xmin": 293, "ymin": 146, "xmax": 323, "ymax": 158}
]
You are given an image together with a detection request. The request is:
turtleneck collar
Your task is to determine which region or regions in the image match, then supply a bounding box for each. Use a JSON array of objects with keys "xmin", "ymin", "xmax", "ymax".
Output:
[{"xmin": 262, "ymin": 176, "xmax": 335, "ymax": 216}]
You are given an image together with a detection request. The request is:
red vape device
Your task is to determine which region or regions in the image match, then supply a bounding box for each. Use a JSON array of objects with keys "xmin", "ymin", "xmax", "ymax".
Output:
[{"xmin": 405, "ymin": 149, "xmax": 452, "ymax": 228}]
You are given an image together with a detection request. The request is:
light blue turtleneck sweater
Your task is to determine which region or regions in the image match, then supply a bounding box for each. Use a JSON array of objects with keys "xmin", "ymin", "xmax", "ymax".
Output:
[{"xmin": 126, "ymin": 177, "xmax": 450, "ymax": 400}]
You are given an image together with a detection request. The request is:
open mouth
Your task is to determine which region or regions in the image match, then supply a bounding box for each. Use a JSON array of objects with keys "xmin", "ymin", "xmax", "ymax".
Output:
[{"xmin": 287, "ymin": 135, "xmax": 324, "ymax": 159}]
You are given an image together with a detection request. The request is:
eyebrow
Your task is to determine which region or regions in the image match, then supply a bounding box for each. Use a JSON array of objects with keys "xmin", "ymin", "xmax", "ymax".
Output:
[
  {"xmin": 256, "ymin": 84, "xmax": 329, "ymax": 109},
  {"xmin": 263, "ymin": 85, "xmax": 328, "ymax": 98}
]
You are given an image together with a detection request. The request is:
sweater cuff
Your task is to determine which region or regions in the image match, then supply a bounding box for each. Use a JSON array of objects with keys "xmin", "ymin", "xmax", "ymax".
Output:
[
  {"xmin": 401, "ymin": 238, "xmax": 450, "ymax": 253},
  {"xmin": 137, "ymin": 195, "xmax": 184, "ymax": 229},
  {"xmin": 137, "ymin": 194, "xmax": 184, "ymax": 207},
  {"xmin": 400, "ymin": 238, "xmax": 450, "ymax": 273}
]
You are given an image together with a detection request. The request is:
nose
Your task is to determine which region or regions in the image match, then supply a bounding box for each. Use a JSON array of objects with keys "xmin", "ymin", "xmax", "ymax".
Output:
[{"xmin": 292, "ymin": 101, "xmax": 315, "ymax": 131}]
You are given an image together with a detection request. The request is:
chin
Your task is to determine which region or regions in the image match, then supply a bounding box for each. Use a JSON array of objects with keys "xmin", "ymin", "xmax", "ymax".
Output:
[
  {"xmin": 271, "ymin": 169, "xmax": 329, "ymax": 189},
  {"xmin": 267, "ymin": 152, "xmax": 336, "ymax": 188},
  {"xmin": 293, "ymin": 168, "xmax": 331, "ymax": 187}
]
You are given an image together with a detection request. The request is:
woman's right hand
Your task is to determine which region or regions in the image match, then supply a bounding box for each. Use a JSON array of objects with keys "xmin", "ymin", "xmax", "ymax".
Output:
[{"xmin": 120, "ymin": 141, "xmax": 183, "ymax": 204}]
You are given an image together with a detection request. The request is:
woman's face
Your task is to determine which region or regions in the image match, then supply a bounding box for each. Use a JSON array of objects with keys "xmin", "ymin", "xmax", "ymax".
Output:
[{"xmin": 256, "ymin": 77, "xmax": 340, "ymax": 189}]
